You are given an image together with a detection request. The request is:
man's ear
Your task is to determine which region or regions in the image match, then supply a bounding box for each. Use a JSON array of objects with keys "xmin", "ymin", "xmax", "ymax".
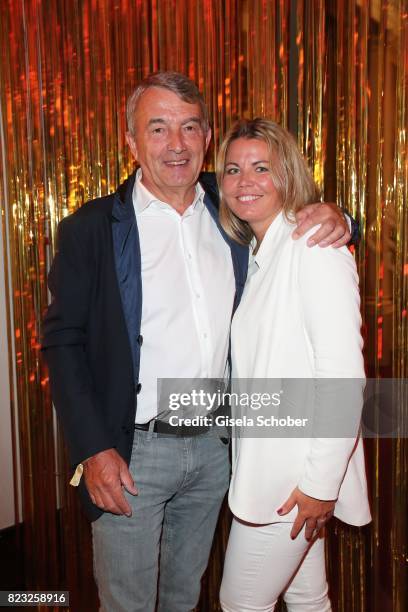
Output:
[
  {"xmin": 205, "ymin": 127, "xmax": 212, "ymax": 153},
  {"xmin": 126, "ymin": 132, "xmax": 138, "ymax": 161}
]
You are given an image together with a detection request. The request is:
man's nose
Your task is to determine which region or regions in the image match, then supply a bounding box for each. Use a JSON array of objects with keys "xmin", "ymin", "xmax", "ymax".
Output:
[{"xmin": 167, "ymin": 129, "xmax": 186, "ymax": 153}]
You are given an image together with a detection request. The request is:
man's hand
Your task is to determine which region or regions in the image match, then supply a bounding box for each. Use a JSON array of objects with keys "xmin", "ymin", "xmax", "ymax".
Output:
[
  {"xmin": 293, "ymin": 202, "xmax": 350, "ymax": 248},
  {"xmin": 277, "ymin": 486, "xmax": 335, "ymax": 541},
  {"xmin": 83, "ymin": 448, "xmax": 138, "ymax": 516}
]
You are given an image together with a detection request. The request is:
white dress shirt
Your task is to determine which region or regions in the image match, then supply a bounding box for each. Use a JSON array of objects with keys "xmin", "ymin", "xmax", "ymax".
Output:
[
  {"xmin": 229, "ymin": 211, "xmax": 371, "ymax": 526},
  {"xmin": 132, "ymin": 170, "xmax": 235, "ymax": 423}
]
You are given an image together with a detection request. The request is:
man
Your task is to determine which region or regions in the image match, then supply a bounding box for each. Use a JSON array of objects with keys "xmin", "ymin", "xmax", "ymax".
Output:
[{"xmin": 42, "ymin": 71, "xmax": 352, "ymax": 612}]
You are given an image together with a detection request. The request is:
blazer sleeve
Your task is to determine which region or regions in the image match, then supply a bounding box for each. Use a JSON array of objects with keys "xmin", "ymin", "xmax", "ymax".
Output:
[
  {"xmin": 296, "ymin": 242, "xmax": 365, "ymax": 501},
  {"xmin": 42, "ymin": 216, "xmax": 114, "ymax": 466},
  {"xmin": 343, "ymin": 210, "xmax": 360, "ymax": 246}
]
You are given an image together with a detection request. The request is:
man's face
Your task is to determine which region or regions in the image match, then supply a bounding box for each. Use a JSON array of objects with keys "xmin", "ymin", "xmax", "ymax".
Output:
[{"xmin": 126, "ymin": 87, "xmax": 211, "ymax": 206}]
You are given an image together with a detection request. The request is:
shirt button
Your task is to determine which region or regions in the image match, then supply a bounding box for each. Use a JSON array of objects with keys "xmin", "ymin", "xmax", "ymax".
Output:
[
  {"xmin": 137, "ymin": 334, "xmax": 143, "ymax": 346},
  {"xmin": 203, "ymin": 333, "xmax": 208, "ymax": 339},
  {"xmin": 136, "ymin": 383, "xmax": 142, "ymax": 394},
  {"xmin": 196, "ymin": 293, "xmax": 200, "ymax": 298}
]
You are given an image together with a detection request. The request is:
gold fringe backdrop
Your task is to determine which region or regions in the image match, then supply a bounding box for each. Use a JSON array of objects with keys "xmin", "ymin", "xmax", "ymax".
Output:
[{"xmin": 0, "ymin": 1, "xmax": 406, "ymax": 610}]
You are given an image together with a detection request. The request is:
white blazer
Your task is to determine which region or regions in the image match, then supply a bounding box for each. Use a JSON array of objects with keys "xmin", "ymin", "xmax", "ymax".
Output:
[{"xmin": 229, "ymin": 211, "xmax": 371, "ymax": 526}]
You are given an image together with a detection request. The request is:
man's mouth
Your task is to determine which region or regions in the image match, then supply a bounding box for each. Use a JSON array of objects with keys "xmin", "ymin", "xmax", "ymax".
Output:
[
  {"xmin": 237, "ymin": 194, "xmax": 262, "ymax": 202},
  {"xmin": 164, "ymin": 160, "xmax": 189, "ymax": 166}
]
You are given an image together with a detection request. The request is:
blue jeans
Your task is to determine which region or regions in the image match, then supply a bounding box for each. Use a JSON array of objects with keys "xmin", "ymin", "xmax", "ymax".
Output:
[{"xmin": 92, "ymin": 428, "xmax": 230, "ymax": 612}]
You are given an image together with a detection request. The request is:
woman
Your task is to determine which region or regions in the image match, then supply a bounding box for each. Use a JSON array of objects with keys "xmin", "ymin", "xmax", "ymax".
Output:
[{"xmin": 217, "ymin": 118, "xmax": 371, "ymax": 612}]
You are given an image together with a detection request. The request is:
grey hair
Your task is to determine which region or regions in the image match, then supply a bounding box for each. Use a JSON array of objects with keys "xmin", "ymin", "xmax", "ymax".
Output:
[
  {"xmin": 217, "ymin": 118, "xmax": 321, "ymax": 245},
  {"xmin": 126, "ymin": 71, "xmax": 210, "ymax": 135}
]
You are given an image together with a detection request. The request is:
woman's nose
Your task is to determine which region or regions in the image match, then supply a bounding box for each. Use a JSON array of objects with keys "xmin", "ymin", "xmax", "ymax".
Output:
[{"xmin": 238, "ymin": 169, "xmax": 254, "ymax": 187}]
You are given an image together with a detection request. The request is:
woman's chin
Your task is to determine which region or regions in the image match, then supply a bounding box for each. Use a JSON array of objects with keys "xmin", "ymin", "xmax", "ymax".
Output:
[{"xmin": 229, "ymin": 209, "xmax": 258, "ymax": 224}]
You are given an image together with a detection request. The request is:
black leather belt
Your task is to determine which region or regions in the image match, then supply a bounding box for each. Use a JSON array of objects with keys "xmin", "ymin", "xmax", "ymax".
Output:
[{"xmin": 134, "ymin": 419, "xmax": 210, "ymax": 437}]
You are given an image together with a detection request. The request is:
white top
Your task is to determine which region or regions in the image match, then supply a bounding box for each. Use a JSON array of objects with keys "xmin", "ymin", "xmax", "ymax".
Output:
[
  {"xmin": 133, "ymin": 170, "xmax": 235, "ymax": 423},
  {"xmin": 229, "ymin": 211, "xmax": 371, "ymax": 526}
]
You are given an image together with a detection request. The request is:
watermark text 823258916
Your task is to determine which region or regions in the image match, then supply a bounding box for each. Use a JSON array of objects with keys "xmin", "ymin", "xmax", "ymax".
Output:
[{"xmin": 0, "ymin": 592, "xmax": 69, "ymax": 607}]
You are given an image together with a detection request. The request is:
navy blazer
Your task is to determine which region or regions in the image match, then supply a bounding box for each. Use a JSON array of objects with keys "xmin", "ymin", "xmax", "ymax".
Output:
[{"xmin": 42, "ymin": 171, "xmax": 249, "ymax": 520}]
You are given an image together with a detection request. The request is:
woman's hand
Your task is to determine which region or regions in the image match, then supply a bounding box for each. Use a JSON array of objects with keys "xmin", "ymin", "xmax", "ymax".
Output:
[{"xmin": 277, "ymin": 487, "xmax": 335, "ymax": 541}]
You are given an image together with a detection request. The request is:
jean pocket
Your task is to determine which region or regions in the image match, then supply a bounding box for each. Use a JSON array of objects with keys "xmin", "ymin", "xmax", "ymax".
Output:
[{"xmin": 211, "ymin": 432, "xmax": 230, "ymax": 448}]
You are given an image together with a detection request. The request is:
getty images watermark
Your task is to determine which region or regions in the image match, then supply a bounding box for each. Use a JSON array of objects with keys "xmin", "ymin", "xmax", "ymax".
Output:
[
  {"xmin": 155, "ymin": 378, "xmax": 408, "ymax": 438},
  {"xmin": 167, "ymin": 388, "xmax": 308, "ymax": 429}
]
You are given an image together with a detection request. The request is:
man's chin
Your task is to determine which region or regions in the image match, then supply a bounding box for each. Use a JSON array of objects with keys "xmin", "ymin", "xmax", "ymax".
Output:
[{"xmin": 162, "ymin": 173, "xmax": 200, "ymax": 189}]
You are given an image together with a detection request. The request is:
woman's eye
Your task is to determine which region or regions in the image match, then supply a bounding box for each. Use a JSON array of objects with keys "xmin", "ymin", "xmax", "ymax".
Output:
[
  {"xmin": 226, "ymin": 168, "xmax": 239, "ymax": 175},
  {"xmin": 256, "ymin": 166, "xmax": 269, "ymax": 172}
]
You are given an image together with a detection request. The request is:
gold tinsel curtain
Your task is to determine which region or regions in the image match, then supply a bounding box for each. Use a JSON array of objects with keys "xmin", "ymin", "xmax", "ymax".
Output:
[{"xmin": 0, "ymin": 1, "xmax": 406, "ymax": 611}]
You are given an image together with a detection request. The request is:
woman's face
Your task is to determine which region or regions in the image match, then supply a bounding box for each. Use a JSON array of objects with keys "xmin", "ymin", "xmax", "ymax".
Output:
[{"xmin": 222, "ymin": 137, "xmax": 282, "ymax": 241}]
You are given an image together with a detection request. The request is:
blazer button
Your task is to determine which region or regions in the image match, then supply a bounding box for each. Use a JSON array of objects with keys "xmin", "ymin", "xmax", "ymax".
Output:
[
  {"xmin": 137, "ymin": 334, "xmax": 143, "ymax": 346},
  {"xmin": 136, "ymin": 383, "xmax": 142, "ymax": 394}
]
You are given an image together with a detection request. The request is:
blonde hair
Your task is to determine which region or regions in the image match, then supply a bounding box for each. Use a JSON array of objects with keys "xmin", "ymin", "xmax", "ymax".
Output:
[{"xmin": 217, "ymin": 118, "xmax": 320, "ymax": 245}]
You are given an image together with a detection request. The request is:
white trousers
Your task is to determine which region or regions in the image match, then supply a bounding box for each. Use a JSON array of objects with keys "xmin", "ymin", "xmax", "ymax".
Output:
[{"xmin": 220, "ymin": 519, "xmax": 332, "ymax": 612}]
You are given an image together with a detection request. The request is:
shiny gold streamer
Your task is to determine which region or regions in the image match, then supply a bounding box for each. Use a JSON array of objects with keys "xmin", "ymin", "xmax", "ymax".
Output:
[
  {"xmin": 296, "ymin": 0, "xmax": 325, "ymax": 188},
  {"xmin": 392, "ymin": 3, "xmax": 408, "ymax": 610},
  {"xmin": 0, "ymin": 2, "xmax": 407, "ymax": 611}
]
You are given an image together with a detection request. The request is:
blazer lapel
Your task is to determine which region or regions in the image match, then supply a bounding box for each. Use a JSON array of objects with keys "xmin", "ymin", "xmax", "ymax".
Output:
[{"xmin": 111, "ymin": 172, "xmax": 143, "ymax": 381}]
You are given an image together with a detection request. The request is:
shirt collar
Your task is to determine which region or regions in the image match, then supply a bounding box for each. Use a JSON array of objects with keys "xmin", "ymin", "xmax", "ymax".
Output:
[
  {"xmin": 252, "ymin": 211, "xmax": 287, "ymax": 269},
  {"xmin": 132, "ymin": 168, "xmax": 205, "ymax": 215}
]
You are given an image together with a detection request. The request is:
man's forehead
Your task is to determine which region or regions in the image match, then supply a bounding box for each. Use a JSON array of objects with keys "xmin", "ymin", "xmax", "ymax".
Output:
[{"xmin": 134, "ymin": 87, "xmax": 203, "ymax": 121}]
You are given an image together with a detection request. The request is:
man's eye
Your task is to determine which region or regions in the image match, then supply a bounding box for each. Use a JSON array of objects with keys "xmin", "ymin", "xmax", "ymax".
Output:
[
  {"xmin": 184, "ymin": 124, "xmax": 198, "ymax": 132},
  {"xmin": 152, "ymin": 127, "xmax": 165, "ymax": 134}
]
